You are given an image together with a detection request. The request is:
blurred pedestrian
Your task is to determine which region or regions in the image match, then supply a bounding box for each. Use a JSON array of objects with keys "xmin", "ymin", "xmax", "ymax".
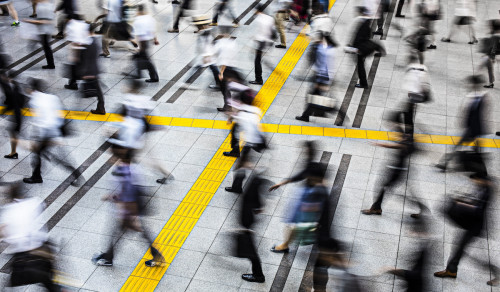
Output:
[
  {"xmin": 480, "ymin": 20, "xmax": 500, "ymax": 88},
  {"xmin": 100, "ymin": 0, "xmax": 138, "ymax": 58},
  {"xmin": 441, "ymin": 0, "xmax": 477, "ymax": 44},
  {"xmin": 436, "ymin": 75, "xmax": 487, "ymax": 171},
  {"xmin": 274, "ymin": 0, "xmax": 293, "ymax": 49},
  {"xmin": 0, "ymin": 183, "xmax": 60, "ymax": 291},
  {"xmin": 133, "ymin": 4, "xmax": 159, "ymax": 83},
  {"xmin": 82, "ymin": 24, "xmax": 106, "ymax": 114},
  {"xmin": 24, "ymin": 0, "xmax": 56, "ymax": 69},
  {"xmin": 434, "ymin": 175, "xmax": 498, "ymax": 287},
  {"xmin": 53, "ymin": 0, "xmax": 78, "ymax": 39},
  {"xmin": 420, "ymin": 0, "xmax": 441, "ymax": 49},
  {"xmin": 22, "ymin": 78, "xmax": 81, "ymax": 185},
  {"xmin": 210, "ymin": 0, "xmax": 239, "ymax": 27},
  {"xmin": 250, "ymin": 4, "xmax": 277, "ymax": 85},
  {"xmin": 347, "ymin": 6, "xmax": 386, "ymax": 89},
  {"xmin": 0, "ymin": 70, "xmax": 26, "ymax": 160},
  {"xmin": 271, "ymin": 163, "xmax": 328, "ymax": 253},
  {"xmin": 168, "ymin": 0, "xmax": 194, "ymax": 33},
  {"xmin": 0, "ymin": 0, "xmax": 19, "ymax": 26}
]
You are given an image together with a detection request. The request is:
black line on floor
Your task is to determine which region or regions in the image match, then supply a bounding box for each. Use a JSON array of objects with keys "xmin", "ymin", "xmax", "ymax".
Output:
[
  {"xmin": 166, "ymin": 66, "xmax": 208, "ymax": 103},
  {"xmin": 235, "ymin": 0, "xmax": 261, "ymax": 24},
  {"xmin": 334, "ymin": 69, "xmax": 358, "ymax": 126},
  {"xmin": 151, "ymin": 58, "xmax": 196, "ymax": 101},
  {"xmin": 298, "ymin": 153, "xmax": 351, "ymax": 292},
  {"xmin": 6, "ymin": 40, "xmax": 60, "ymax": 70},
  {"xmin": 244, "ymin": 0, "xmax": 273, "ymax": 25},
  {"xmin": 11, "ymin": 41, "xmax": 71, "ymax": 78},
  {"xmin": 269, "ymin": 151, "xmax": 332, "ymax": 292},
  {"xmin": 351, "ymin": 0, "xmax": 397, "ymax": 128}
]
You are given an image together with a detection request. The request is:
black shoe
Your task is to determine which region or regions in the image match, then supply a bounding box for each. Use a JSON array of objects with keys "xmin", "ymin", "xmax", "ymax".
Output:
[
  {"xmin": 249, "ymin": 80, "xmax": 263, "ymax": 85},
  {"xmin": 441, "ymin": 38, "xmax": 451, "ymax": 43},
  {"xmin": 270, "ymin": 245, "xmax": 289, "ymax": 253},
  {"xmin": 355, "ymin": 84, "xmax": 367, "ymax": 89},
  {"xmin": 427, "ymin": 44, "xmax": 437, "ymax": 49},
  {"xmin": 157, "ymin": 177, "xmax": 167, "ymax": 184},
  {"xmin": 395, "ymin": 14, "xmax": 405, "ymax": 18},
  {"xmin": 410, "ymin": 213, "xmax": 421, "ymax": 219},
  {"xmin": 4, "ymin": 153, "xmax": 18, "ymax": 159},
  {"xmin": 152, "ymin": 0, "xmax": 158, "ymax": 3},
  {"xmin": 92, "ymin": 253, "xmax": 113, "ymax": 266},
  {"xmin": 208, "ymin": 84, "xmax": 220, "ymax": 90},
  {"xmin": 435, "ymin": 163, "xmax": 446, "ymax": 171},
  {"xmin": 99, "ymin": 53, "xmax": 110, "ymax": 58},
  {"xmin": 64, "ymin": 84, "xmax": 78, "ymax": 90},
  {"xmin": 361, "ymin": 208, "xmax": 382, "ymax": 215},
  {"xmin": 373, "ymin": 29, "xmax": 383, "ymax": 36},
  {"xmin": 468, "ymin": 38, "xmax": 478, "ymax": 45},
  {"xmin": 168, "ymin": 28, "xmax": 180, "ymax": 33},
  {"xmin": 29, "ymin": 13, "xmax": 37, "ymax": 18},
  {"xmin": 23, "ymin": 177, "xmax": 43, "ymax": 184},
  {"xmin": 42, "ymin": 65, "xmax": 55, "ymax": 69},
  {"xmin": 496, "ymin": 132, "xmax": 500, "ymax": 136},
  {"xmin": 145, "ymin": 79, "xmax": 159, "ymax": 83},
  {"xmin": 242, "ymin": 274, "xmax": 265, "ymax": 283},
  {"xmin": 295, "ymin": 115, "xmax": 309, "ymax": 122},
  {"xmin": 275, "ymin": 44, "xmax": 286, "ymax": 49},
  {"xmin": 52, "ymin": 32, "xmax": 64, "ymax": 39},
  {"xmin": 225, "ymin": 187, "xmax": 243, "ymax": 194},
  {"xmin": 484, "ymin": 83, "xmax": 494, "ymax": 88},
  {"xmin": 172, "ymin": 0, "xmax": 180, "ymax": 4},
  {"xmin": 91, "ymin": 109, "xmax": 106, "ymax": 115},
  {"xmin": 223, "ymin": 151, "xmax": 240, "ymax": 158},
  {"xmin": 217, "ymin": 106, "xmax": 230, "ymax": 112}
]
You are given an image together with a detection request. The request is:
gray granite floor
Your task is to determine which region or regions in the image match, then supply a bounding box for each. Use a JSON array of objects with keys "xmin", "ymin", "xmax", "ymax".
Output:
[{"xmin": 1, "ymin": 0, "xmax": 500, "ymax": 291}]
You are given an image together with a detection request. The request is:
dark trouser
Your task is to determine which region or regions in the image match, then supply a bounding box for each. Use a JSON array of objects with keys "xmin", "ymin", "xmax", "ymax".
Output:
[
  {"xmin": 173, "ymin": 8, "xmax": 185, "ymax": 29},
  {"xmin": 371, "ymin": 165, "xmax": 405, "ymax": 210},
  {"xmin": 250, "ymin": 256, "xmax": 264, "ymax": 277},
  {"xmin": 377, "ymin": 11, "xmax": 385, "ymax": 31},
  {"xmin": 32, "ymin": 137, "xmax": 79, "ymax": 180},
  {"xmin": 440, "ymin": 132, "xmax": 478, "ymax": 167},
  {"xmin": 446, "ymin": 230, "xmax": 476, "ymax": 273},
  {"xmin": 357, "ymin": 54, "xmax": 367, "ymax": 87},
  {"xmin": 92, "ymin": 78, "xmax": 105, "ymax": 111},
  {"xmin": 102, "ymin": 216, "xmax": 161, "ymax": 262},
  {"xmin": 231, "ymin": 168, "xmax": 245, "ymax": 191},
  {"xmin": 254, "ymin": 41, "xmax": 267, "ymax": 82},
  {"xmin": 212, "ymin": 0, "xmax": 236, "ymax": 23},
  {"xmin": 11, "ymin": 252, "xmax": 60, "ymax": 292},
  {"xmin": 229, "ymin": 123, "xmax": 240, "ymax": 152},
  {"xmin": 395, "ymin": 0, "xmax": 405, "ymax": 16},
  {"xmin": 136, "ymin": 41, "xmax": 159, "ymax": 81},
  {"xmin": 220, "ymin": 66, "xmax": 242, "ymax": 107},
  {"xmin": 313, "ymin": 257, "xmax": 329, "ymax": 292},
  {"xmin": 41, "ymin": 34, "xmax": 54, "ymax": 67}
]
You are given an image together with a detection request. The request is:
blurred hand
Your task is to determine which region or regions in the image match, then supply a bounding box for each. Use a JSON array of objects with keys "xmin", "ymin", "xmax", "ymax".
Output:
[
  {"xmin": 154, "ymin": 39, "xmax": 159, "ymax": 45},
  {"xmin": 269, "ymin": 184, "xmax": 281, "ymax": 191}
]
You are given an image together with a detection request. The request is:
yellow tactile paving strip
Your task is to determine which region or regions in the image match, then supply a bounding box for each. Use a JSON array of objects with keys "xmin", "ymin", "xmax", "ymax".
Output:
[
  {"xmin": 1, "ymin": 107, "xmax": 498, "ymax": 148},
  {"xmin": 119, "ymin": 26, "xmax": 311, "ymax": 291}
]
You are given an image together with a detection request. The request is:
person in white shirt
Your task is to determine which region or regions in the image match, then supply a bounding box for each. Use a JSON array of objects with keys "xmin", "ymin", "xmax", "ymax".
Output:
[
  {"xmin": 23, "ymin": 0, "xmax": 55, "ymax": 69},
  {"xmin": 23, "ymin": 79, "xmax": 81, "ymax": 185},
  {"xmin": 250, "ymin": 4, "xmax": 277, "ymax": 85},
  {"xmin": 274, "ymin": 0, "xmax": 293, "ymax": 49},
  {"xmin": 133, "ymin": 4, "xmax": 159, "ymax": 83},
  {"xmin": 0, "ymin": 183, "xmax": 60, "ymax": 291},
  {"xmin": 441, "ymin": 0, "xmax": 477, "ymax": 44}
]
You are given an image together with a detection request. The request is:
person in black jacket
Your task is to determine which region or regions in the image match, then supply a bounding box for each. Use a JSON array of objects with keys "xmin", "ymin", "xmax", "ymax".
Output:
[
  {"xmin": 349, "ymin": 6, "xmax": 385, "ymax": 89},
  {"xmin": 434, "ymin": 175, "xmax": 498, "ymax": 287},
  {"xmin": 0, "ymin": 70, "xmax": 25, "ymax": 159},
  {"xmin": 436, "ymin": 75, "xmax": 487, "ymax": 171},
  {"xmin": 83, "ymin": 25, "xmax": 106, "ymax": 115}
]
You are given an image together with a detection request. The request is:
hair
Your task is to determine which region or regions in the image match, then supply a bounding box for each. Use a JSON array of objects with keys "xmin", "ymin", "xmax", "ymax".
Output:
[
  {"xmin": 29, "ymin": 78, "xmax": 45, "ymax": 92},
  {"xmin": 137, "ymin": 4, "xmax": 145, "ymax": 13},
  {"xmin": 308, "ymin": 162, "xmax": 327, "ymax": 179},
  {"xmin": 256, "ymin": 4, "xmax": 265, "ymax": 12},
  {"xmin": 129, "ymin": 79, "xmax": 143, "ymax": 92},
  {"xmin": 356, "ymin": 6, "xmax": 368, "ymax": 15}
]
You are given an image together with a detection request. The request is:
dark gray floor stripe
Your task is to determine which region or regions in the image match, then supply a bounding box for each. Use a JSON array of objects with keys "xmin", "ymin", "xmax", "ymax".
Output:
[
  {"xmin": 351, "ymin": 0, "xmax": 397, "ymax": 128},
  {"xmin": 298, "ymin": 154, "xmax": 352, "ymax": 292},
  {"xmin": 166, "ymin": 66, "xmax": 208, "ymax": 103},
  {"xmin": 151, "ymin": 57, "xmax": 196, "ymax": 101},
  {"xmin": 6, "ymin": 39, "xmax": 60, "ymax": 70},
  {"xmin": 244, "ymin": 0, "xmax": 273, "ymax": 25},
  {"xmin": 11, "ymin": 41, "xmax": 71, "ymax": 78},
  {"xmin": 269, "ymin": 151, "xmax": 332, "ymax": 292},
  {"xmin": 235, "ymin": 0, "xmax": 261, "ymax": 24},
  {"xmin": 334, "ymin": 69, "xmax": 358, "ymax": 126}
]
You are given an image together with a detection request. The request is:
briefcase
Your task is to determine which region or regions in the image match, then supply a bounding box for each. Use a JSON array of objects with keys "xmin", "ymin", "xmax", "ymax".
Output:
[
  {"xmin": 446, "ymin": 198, "xmax": 480, "ymax": 231},
  {"xmin": 83, "ymin": 79, "xmax": 99, "ymax": 98},
  {"xmin": 306, "ymin": 94, "xmax": 336, "ymax": 110}
]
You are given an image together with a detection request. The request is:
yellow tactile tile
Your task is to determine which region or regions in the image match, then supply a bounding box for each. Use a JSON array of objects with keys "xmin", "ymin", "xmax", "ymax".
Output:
[
  {"xmin": 107, "ymin": 113, "xmax": 123, "ymax": 122},
  {"xmin": 430, "ymin": 135, "xmax": 454, "ymax": 145},
  {"xmin": 345, "ymin": 129, "xmax": 367, "ymax": 139},
  {"xmin": 290, "ymin": 125, "xmax": 302, "ymax": 135},
  {"xmin": 65, "ymin": 111, "xmax": 89, "ymax": 120},
  {"xmin": 120, "ymin": 25, "xmax": 312, "ymax": 292},
  {"xmin": 192, "ymin": 119, "xmax": 214, "ymax": 129},
  {"xmin": 149, "ymin": 116, "xmax": 172, "ymax": 126},
  {"xmin": 323, "ymin": 127, "xmax": 345, "ymax": 138},
  {"xmin": 277, "ymin": 124, "xmax": 290, "ymax": 134},
  {"xmin": 86, "ymin": 113, "xmax": 111, "ymax": 121},
  {"xmin": 301, "ymin": 126, "xmax": 324, "ymax": 136},
  {"xmin": 366, "ymin": 130, "xmax": 389, "ymax": 140}
]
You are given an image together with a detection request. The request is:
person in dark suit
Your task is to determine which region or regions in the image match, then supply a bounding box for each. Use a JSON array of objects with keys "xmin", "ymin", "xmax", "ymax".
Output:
[
  {"xmin": 434, "ymin": 175, "xmax": 498, "ymax": 287},
  {"xmin": 53, "ymin": 0, "xmax": 77, "ymax": 39},
  {"xmin": 81, "ymin": 25, "xmax": 106, "ymax": 115},
  {"xmin": 168, "ymin": 0, "xmax": 194, "ymax": 33},
  {"xmin": 350, "ymin": 6, "xmax": 385, "ymax": 89},
  {"xmin": 436, "ymin": 75, "xmax": 487, "ymax": 171},
  {"xmin": 0, "ymin": 70, "xmax": 25, "ymax": 160}
]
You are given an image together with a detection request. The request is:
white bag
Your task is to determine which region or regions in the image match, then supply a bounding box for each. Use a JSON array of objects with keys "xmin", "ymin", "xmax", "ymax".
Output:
[{"xmin": 306, "ymin": 94, "xmax": 336, "ymax": 109}]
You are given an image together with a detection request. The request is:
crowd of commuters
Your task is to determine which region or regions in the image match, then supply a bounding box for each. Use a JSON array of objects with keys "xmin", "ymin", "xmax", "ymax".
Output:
[{"xmin": 0, "ymin": 0, "xmax": 499, "ymax": 290}]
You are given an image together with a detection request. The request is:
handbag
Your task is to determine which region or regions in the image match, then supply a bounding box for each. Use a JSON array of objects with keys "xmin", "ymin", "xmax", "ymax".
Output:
[
  {"xmin": 83, "ymin": 79, "xmax": 99, "ymax": 98},
  {"xmin": 307, "ymin": 94, "xmax": 336, "ymax": 110},
  {"xmin": 446, "ymin": 197, "xmax": 481, "ymax": 231}
]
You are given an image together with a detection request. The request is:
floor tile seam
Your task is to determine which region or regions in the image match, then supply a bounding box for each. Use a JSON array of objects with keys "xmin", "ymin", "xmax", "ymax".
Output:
[{"xmin": 120, "ymin": 25, "xmax": 311, "ymax": 291}]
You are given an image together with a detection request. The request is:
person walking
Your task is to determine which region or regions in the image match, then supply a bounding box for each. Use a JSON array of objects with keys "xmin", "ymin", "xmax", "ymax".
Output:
[
  {"xmin": 53, "ymin": 0, "xmax": 78, "ymax": 39},
  {"xmin": 82, "ymin": 24, "xmax": 106, "ymax": 114},
  {"xmin": 210, "ymin": 0, "xmax": 239, "ymax": 27},
  {"xmin": 0, "ymin": 0, "xmax": 19, "ymax": 26},
  {"xmin": 441, "ymin": 0, "xmax": 477, "ymax": 44},
  {"xmin": 480, "ymin": 20, "xmax": 500, "ymax": 88},
  {"xmin": 348, "ymin": 6, "xmax": 385, "ymax": 89},
  {"xmin": 434, "ymin": 175, "xmax": 498, "ymax": 287},
  {"xmin": 168, "ymin": 0, "xmax": 194, "ymax": 33},
  {"xmin": 133, "ymin": 4, "xmax": 159, "ymax": 83},
  {"xmin": 250, "ymin": 4, "xmax": 276, "ymax": 85},
  {"xmin": 22, "ymin": 79, "xmax": 81, "ymax": 185},
  {"xmin": 0, "ymin": 70, "xmax": 25, "ymax": 160},
  {"xmin": 24, "ymin": 0, "xmax": 56, "ymax": 69},
  {"xmin": 100, "ymin": 0, "xmax": 137, "ymax": 58},
  {"xmin": 274, "ymin": 0, "xmax": 293, "ymax": 49}
]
